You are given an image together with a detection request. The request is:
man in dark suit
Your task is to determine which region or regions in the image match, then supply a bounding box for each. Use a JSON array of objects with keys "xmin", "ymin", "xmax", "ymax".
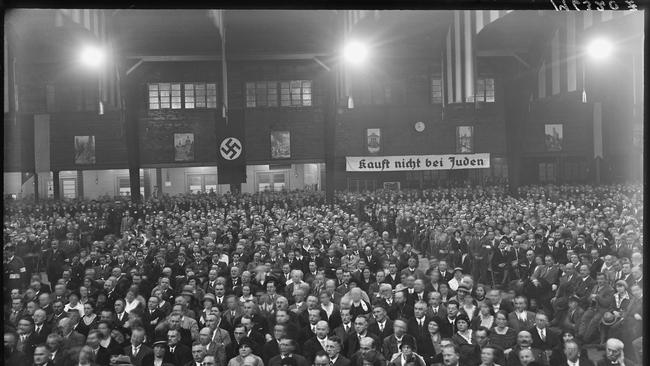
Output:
[
  {"xmin": 426, "ymin": 292, "xmax": 447, "ymax": 319},
  {"xmin": 573, "ymin": 265, "xmax": 596, "ymax": 308},
  {"xmin": 381, "ymin": 319, "xmax": 416, "ymax": 361},
  {"xmin": 263, "ymin": 324, "xmax": 286, "ymax": 365},
  {"xmin": 4, "ymin": 331, "xmax": 29, "ymax": 366},
  {"xmin": 368, "ymin": 306, "xmax": 393, "ymax": 340},
  {"xmin": 86, "ymin": 330, "xmax": 111, "ymax": 366},
  {"xmin": 302, "ymin": 321, "xmax": 330, "ymax": 363},
  {"xmin": 344, "ymin": 316, "xmax": 379, "ymax": 358},
  {"xmin": 32, "ymin": 309, "xmax": 52, "ymax": 344},
  {"xmin": 491, "ymin": 238, "xmax": 514, "ymax": 287},
  {"xmin": 439, "ymin": 300, "xmax": 460, "ymax": 338},
  {"xmin": 549, "ymin": 339, "xmax": 594, "ymax": 366},
  {"xmin": 325, "ymin": 337, "xmax": 352, "ymax": 366},
  {"xmin": 165, "ymin": 329, "xmax": 193, "ymax": 366},
  {"xmin": 123, "ymin": 327, "xmax": 154, "ymax": 366},
  {"xmin": 332, "ymin": 308, "xmax": 354, "ymax": 345},
  {"xmin": 268, "ymin": 338, "xmax": 310, "ymax": 366},
  {"xmin": 32, "ymin": 344, "xmax": 55, "ymax": 366},
  {"xmin": 406, "ymin": 301, "xmax": 430, "ymax": 342},
  {"xmin": 596, "ymin": 338, "xmax": 635, "ymax": 366},
  {"xmin": 528, "ymin": 312, "xmax": 560, "ymax": 351}
]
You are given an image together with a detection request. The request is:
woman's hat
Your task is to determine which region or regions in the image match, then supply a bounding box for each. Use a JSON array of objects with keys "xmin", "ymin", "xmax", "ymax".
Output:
[
  {"xmin": 399, "ymin": 336, "xmax": 416, "ymax": 350},
  {"xmin": 614, "ymin": 280, "xmax": 628, "ymax": 290},
  {"xmin": 454, "ymin": 313, "xmax": 471, "ymax": 327},
  {"xmin": 203, "ymin": 293, "xmax": 216, "ymax": 304},
  {"xmin": 601, "ymin": 312, "xmax": 618, "ymax": 326},
  {"xmin": 152, "ymin": 338, "xmax": 167, "ymax": 347}
]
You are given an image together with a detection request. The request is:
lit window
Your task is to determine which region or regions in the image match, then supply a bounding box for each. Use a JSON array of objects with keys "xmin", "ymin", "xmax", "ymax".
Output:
[
  {"xmin": 183, "ymin": 83, "xmax": 218, "ymax": 109},
  {"xmin": 118, "ymin": 176, "xmax": 145, "ymax": 197},
  {"xmin": 61, "ymin": 178, "xmax": 77, "ymax": 199},
  {"xmin": 431, "ymin": 76, "xmax": 443, "ymax": 104},
  {"xmin": 246, "ymin": 81, "xmax": 279, "ymax": 108},
  {"xmin": 280, "ymin": 80, "xmax": 312, "ymax": 107},
  {"xmin": 475, "ymin": 78, "xmax": 495, "ymax": 103},
  {"xmin": 171, "ymin": 83, "xmax": 182, "ymax": 109}
]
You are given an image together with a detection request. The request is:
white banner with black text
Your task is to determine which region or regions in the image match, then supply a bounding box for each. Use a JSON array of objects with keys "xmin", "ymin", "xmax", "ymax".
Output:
[{"xmin": 346, "ymin": 153, "xmax": 491, "ymax": 172}]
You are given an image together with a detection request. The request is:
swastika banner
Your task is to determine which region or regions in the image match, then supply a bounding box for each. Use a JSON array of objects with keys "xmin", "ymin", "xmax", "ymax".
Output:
[{"xmin": 216, "ymin": 109, "xmax": 246, "ymax": 184}]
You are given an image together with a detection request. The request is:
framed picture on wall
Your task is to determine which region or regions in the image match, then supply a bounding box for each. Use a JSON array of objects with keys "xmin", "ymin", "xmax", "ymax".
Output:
[
  {"xmin": 74, "ymin": 136, "xmax": 96, "ymax": 164},
  {"xmin": 174, "ymin": 133, "xmax": 195, "ymax": 161},
  {"xmin": 545, "ymin": 124, "xmax": 563, "ymax": 152},
  {"xmin": 271, "ymin": 130, "xmax": 290, "ymax": 159},
  {"xmin": 456, "ymin": 126, "xmax": 474, "ymax": 153},
  {"xmin": 367, "ymin": 128, "xmax": 381, "ymax": 154}
]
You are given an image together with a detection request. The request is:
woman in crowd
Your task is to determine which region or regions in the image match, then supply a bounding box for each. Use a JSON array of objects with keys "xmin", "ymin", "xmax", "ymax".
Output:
[
  {"xmin": 417, "ymin": 317, "xmax": 444, "ymax": 366},
  {"xmin": 489, "ymin": 310, "xmax": 517, "ymax": 352},
  {"xmin": 77, "ymin": 301, "xmax": 99, "ymax": 337}
]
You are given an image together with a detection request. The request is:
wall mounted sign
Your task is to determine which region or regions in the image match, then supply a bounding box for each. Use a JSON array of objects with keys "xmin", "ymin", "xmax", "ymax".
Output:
[
  {"xmin": 346, "ymin": 153, "xmax": 491, "ymax": 172},
  {"xmin": 174, "ymin": 133, "xmax": 195, "ymax": 161},
  {"xmin": 74, "ymin": 136, "xmax": 96, "ymax": 164},
  {"xmin": 414, "ymin": 122, "xmax": 425, "ymax": 132},
  {"xmin": 220, "ymin": 137, "xmax": 243, "ymax": 161},
  {"xmin": 271, "ymin": 131, "xmax": 291, "ymax": 159},
  {"xmin": 367, "ymin": 128, "xmax": 381, "ymax": 154},
  {"xmin": 456, "ymin": 126, "xmax": 474, "ymax": 153},
  {"xmin": 545, "ymin": 124, "xmax": 563, "ymax": 152}
]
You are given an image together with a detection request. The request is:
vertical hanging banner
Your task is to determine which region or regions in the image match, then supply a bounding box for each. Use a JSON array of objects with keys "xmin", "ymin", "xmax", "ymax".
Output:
[
  {"xmin": 367, "ymin": 128, "xmax": 381, "ymax": 154},
  {"xmin": 216, "ymin": 109, "xmax": 246, "ymax": 184}
]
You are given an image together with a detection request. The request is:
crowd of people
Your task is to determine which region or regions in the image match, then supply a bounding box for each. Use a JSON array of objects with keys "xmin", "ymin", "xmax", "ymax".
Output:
[{"xmin": 3, "ymin": 184, "xmax": 644, "ymax": 366}]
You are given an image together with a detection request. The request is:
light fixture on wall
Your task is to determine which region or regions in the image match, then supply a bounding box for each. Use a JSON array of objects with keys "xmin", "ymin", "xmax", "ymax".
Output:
[{"xmin": 95, "ymin": 172, "xmax": 99, "ymax": 184}]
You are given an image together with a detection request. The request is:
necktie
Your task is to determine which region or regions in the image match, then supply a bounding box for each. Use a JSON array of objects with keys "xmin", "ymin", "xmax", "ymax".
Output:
[
  {"xmin": 540, "ymin": 329, "xmax": 546, "ymax": 341},
  {"xmin": 379, "ymin": 323, "xmax": 384, "ymax": 332}
]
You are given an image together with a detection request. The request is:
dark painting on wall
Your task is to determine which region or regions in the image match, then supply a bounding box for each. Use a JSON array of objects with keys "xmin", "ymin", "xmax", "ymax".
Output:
[
  {"xmin": 367, "ymin": 128, "xmax": 381, "ymax": 154},
  {"xmin": 174, "ymin": 133, "xmax": 195, "ymax": 161},
  {"xmin": 271, "ymin": 131, "xmax": 290, "ymax": 159},
  {"xmin": 456, "ymin": 126, "xmax": 473, "ymax": 153},
  {"xmin": 545, "ymin": 124, "xmax": 563, "ymax": 152},
  {"xmin": 74, "ymin": 136, "xmax": 96, "ymax": 164}
]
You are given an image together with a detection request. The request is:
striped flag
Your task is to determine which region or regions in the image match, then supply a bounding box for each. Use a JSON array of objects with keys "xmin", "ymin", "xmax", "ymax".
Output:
[
  {"xmin": 208, "ymin": 10, "xmax": 227, "ymax": 119},
  {"xmin": 443, "ymin": 10, "xmax": 476, "ymax": 104}
]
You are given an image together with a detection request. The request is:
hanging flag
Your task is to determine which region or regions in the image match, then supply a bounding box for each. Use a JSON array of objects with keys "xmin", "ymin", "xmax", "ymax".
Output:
[{"xmin": 216, "ymin": 109, "xmax": 246, "ymax": 184}]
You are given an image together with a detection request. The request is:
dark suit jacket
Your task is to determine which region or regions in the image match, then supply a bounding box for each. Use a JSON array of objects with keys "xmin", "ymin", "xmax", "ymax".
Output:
[
  {"xmin": 595, "ymin": 358, "xmax": 636, "ymax": 366},
  {"xmin": 165, "ymin": 343, "xmax": 193, "ymax": 366},
  {"xmin": 406, "ymin": 317, "xmax": 430, "ymax": 341},
  {"xmin": 344, "ymin": 332, "xmax": 380, "ymax": 358},
  {"xmin": 332, "ymin": 324, "xmax": 354, "ymax": 345},
  {"xmin": 92, "ymin": 346, "xmax": 111, "ymax": 366},
  {"xmin": 262, "ymin": 340, "xmax": 281, "ymax": 365},
  {"xmin": 268, "ymin": 354, "xmax": 310, "ymax": 366},
  {"xmin": 61, "ymin": 331, "xmax": 86, "ymax": 353},
  {"xmin": 332, "ymin": 355, "xmax": 352, "ymax": 366},
  {"xmin": 426, "ymin": 305, "xmax": 447, "ymax": 320},
  {"xmin": 302, "ymin": 336, "xmax": 327, "ymax": 362},
  {"xmin": 528, "ymin": 326, "xmax": 561, "ymax": 351},
  {"xmin": 368, "ymin": 319, "xmax": 394, "ymax": 339},
  {"xmin": 574, "ymin": 277, "xmax": 596, "ymax": 307},
  {"xmin": 507, "ymin": 311, "xmax": 536, "ymax": 333},
  {"xmin": 123, "ymin": 344, "xmax": 154, "ymax": 366}
]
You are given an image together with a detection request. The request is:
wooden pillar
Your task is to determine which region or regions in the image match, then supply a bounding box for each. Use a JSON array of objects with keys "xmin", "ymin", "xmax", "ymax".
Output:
[
  {"xmin": 77, "ymin": 170, "xmax": 84, "ymax": 199},
  {"xmin": 156, "ymin": 168, "xmax": 163, "ymax": 198},
  {"xmin": 52, "ymin": 171, "xmax": 60, "ymax": 200}
]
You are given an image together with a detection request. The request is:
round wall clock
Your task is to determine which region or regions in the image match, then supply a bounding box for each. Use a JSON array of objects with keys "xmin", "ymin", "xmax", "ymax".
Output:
[{"xmin": 414, "ymin": 121, "xmax": 426, "ymax": 132}]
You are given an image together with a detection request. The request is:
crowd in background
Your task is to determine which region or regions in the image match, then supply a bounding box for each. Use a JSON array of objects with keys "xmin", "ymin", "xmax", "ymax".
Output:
[{"xmin": 3, "ymin": 184, "xmax": 644, "ymax": 366}]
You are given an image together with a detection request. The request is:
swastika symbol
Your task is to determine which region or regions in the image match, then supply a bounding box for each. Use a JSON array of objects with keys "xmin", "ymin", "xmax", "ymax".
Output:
[{"xmin": 220, "ymin": 137, "xmax": 242, "ymax": 160}]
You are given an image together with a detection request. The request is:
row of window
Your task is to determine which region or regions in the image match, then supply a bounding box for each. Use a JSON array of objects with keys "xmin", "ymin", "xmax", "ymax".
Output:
[
  {"xmin": 245, "ymin": 80, "xmax": 312, "ymax": 108},
  {"xmin": 148, "ymin": 83, "xmax": 218, "ymax": 110},
  {"xmin": 146, "ymin": 77, "xmax": 495, "ymax": 110}
]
